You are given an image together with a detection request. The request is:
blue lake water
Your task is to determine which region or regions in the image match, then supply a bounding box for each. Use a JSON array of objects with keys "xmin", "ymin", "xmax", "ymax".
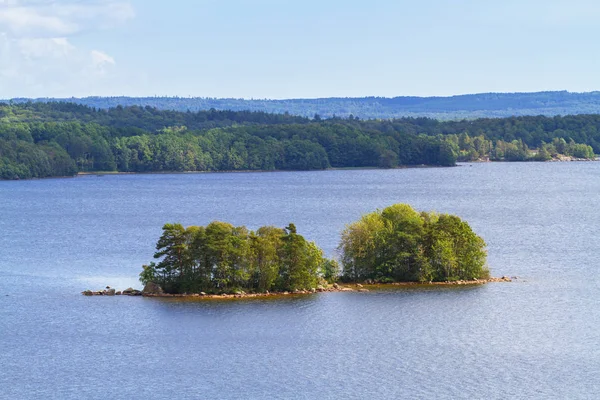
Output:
[{"xmin": 1, "ymin": 163, "xmax": 600, "ymax": 399}]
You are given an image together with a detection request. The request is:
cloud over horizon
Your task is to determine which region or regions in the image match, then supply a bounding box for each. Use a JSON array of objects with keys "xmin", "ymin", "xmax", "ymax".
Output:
[{"xmin": 0, "ymin": 0, "xmax": 135, "ymax": 97}]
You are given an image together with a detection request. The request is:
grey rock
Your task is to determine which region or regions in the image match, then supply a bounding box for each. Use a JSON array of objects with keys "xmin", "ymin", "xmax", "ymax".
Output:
[{"xmin": 142, "ymin": 282, "xmax": 164, "ymax": 295}]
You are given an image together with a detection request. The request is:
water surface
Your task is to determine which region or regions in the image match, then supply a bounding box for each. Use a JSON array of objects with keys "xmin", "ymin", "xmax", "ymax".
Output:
[{"xmin": 1, "ymin": 163, "xmax": 599, "ymax": 399}]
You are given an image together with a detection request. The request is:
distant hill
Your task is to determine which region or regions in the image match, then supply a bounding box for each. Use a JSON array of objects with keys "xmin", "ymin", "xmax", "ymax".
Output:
[{"xmin": 8, "ymin": 91, "xmax": 600, "ymax": 120}]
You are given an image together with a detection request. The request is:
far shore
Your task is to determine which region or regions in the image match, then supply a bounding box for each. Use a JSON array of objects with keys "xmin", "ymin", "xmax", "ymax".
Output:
[
  {"xmin": 75, "ymin": 164, "xmax": 448, "ymax": 178},
  {"xmin": 4, "ymin": 160, "xmax": 595, "ymax": 182},
  {"xmin": 82, "ymin": 276, "xmax": 514, "ymax": 300},
  {"xmin": 73, "ymin": 157, "xmax": 597, "ymax": 179}
]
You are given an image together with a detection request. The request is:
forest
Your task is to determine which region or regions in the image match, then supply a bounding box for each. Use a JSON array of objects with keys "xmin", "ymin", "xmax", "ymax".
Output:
[
  {"xmin": 139, "ymin": 222, "xmax": 338, "ymax": 294},
  {"xmin": 141, "ymin": 204, "xmax": 488, "ymax": 295},
  {"xmin": 11, "ymin": 90, "xmax": 600, "ymax": 119},
  {"xmin": 0, "ymin": 102, "xmax": 597, "ymax": 180}
]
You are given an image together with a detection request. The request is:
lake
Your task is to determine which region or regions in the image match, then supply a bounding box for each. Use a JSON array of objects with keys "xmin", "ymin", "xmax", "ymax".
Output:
[{"xmin": 1, "ymin": 163, "xmax": 599, "ymax": 399}]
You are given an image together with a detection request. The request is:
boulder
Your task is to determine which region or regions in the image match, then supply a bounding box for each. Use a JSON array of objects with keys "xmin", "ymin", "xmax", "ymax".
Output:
[
  {"xmin": 333, "ymin": 283, "xmax": 340, "ymax": 289},
  {"xmin": 142, "ymin": 282, "xmax": 164, "ymax": 296},
  {"xmin": 122, "ymin": 287, "xmax": 135, "ymax": 295},
  {"xmin": 104, "ymin": 288, "xmax": 116, "ymax": 296},
  {"xmin": 82, "ymin": 290, "xmax": 93, "ymax": 296},
  {"xmin": 115, "ymin": 291, "xmax": 122, "ymax": 296}
]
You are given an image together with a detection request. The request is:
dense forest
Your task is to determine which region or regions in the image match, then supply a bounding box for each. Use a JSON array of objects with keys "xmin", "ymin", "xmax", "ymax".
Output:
[
  {"xmin": 339, "ymin": 204, "xmax": 489, "ymax": 283},
  {"xmin": 10, "ymin": 91, "xmax": 600, "ymax": 119},
  {"xmin": 139, "ymin": 222, "xmax": 338, "ymax": 294},
  {"xmin": 0, "ymin": 102, "xmax": 597, "ymax": 180},
  {"xmin": 140, "ymin": 204, "xmax": 488, "ymax": 295}
]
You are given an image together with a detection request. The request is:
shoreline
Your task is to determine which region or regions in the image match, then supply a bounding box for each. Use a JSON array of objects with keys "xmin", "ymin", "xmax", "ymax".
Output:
[
  {"xmin": 76, "ymin": 164, "xmax": 449, "ymax": 177},
  {"xmin": 72, "ymin": 158, "xmax": 598, "ymax": 177},
  {"xmin": 2, "ymin": 160, "xmax": 595, "ymax": 182},
  {"xmin": 82, "ymin": 277, "xmax": 514, "ymax": 299}
]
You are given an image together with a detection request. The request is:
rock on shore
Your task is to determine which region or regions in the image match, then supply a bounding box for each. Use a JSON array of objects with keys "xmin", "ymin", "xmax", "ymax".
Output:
[
  {"xmin": 82, "ymin": 277, "xmax": 513, "ymax": 298},
  {"xmin": 82, "ymin": 286, "xmax": 142, "ymax": 296}
]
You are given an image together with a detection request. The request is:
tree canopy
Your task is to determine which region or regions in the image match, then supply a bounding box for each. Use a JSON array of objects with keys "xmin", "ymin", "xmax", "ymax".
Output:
[
  {"xmin": 339, "ymin": 204, "xmax": 489, "ymax": 282},
  {"xmin": 140, "ymin": 222, "xmax": 337, "ymax": 294},
  {"xmin": 143, "ymin": 206, "xmax": 490, "ymax": 294},
  {"xmin": 1, "ymin": 101, "xmax": 597, "ymax": 180}
]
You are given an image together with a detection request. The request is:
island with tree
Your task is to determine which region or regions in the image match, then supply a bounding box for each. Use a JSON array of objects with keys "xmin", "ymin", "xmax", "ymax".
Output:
[{"xmin": 82, "ymin": 204, "xmax": 509, "ymax": 298}]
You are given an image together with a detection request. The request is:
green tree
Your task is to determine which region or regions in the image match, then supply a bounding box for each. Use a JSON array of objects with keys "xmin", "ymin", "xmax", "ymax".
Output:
[{"xmin": 340, "ymin": 204, "xmax": 488, "ymax": 283}]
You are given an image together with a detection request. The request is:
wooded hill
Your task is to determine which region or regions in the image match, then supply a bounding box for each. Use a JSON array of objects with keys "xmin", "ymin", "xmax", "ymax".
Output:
[
  {"xmin": 0, "ymin": 102, "xmax": 597, "ymax": 180},
  {"xmin": 10, "ymin": 91, "xmax": 600, "ymax": 119}
]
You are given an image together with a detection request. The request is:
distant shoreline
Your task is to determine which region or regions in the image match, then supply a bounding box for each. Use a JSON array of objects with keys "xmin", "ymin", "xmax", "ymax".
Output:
[
  {"xmin": 74, "ymin": 159, "xmax": 598, "ymax": 178},
  {"xmin": 2, "ymin": 160, "xmax": 595, "ymax": 182},
  {"xmin": 75, "ymin": 165, "xmax": 447, "ymax": 177}
]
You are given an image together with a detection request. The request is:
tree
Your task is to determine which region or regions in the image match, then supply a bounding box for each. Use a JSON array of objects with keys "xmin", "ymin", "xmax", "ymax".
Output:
[
  {"xmin": 152, "ymin": 223, "xmax": 193, "ymax": 290},
  {"xmin": 340, "ymin": 204, "xmax": 488, "ymax": 282},
  {"xmin": 142, "ymin": 221, "xmax": 334, "ymax": 294}
]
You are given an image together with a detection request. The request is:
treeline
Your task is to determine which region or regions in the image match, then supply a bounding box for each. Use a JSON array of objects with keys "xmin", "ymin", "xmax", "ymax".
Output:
[
  {"xmin": 446, "ymin": 133, "xmax": 595, "ymax": 161},
  {"xmin": 139, "ymin": 222, "xmax": 338, "ymax": 294},
  {"xmin": 0, "ymin": 103, "xmax": 454, "ymax": 179},
  {"xmin": 141, "ymin": 204, "xmax": 489, "ymax": 294},
  {"xmin": 1, "ymin": 102, "xmax": 599, "ymax": 180},
  {"xmin": 12, "ymin": 91, "xmax": 600, "ymax": 119},
  {"xmin": 339, "ymin": 204, "xmax": 489, "ymax": 283}
]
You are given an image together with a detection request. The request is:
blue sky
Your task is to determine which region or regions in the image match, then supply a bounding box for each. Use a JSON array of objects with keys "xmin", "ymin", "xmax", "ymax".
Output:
[{"xmin": 1, "ymin": 0, "xmax": 599, "ymax": 98}]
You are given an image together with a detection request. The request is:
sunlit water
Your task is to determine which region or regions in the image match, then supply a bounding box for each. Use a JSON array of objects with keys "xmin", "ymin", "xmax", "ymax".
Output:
[{"xmin": 1, "ymin": 163, "xmax": 600, "ymax": 399}]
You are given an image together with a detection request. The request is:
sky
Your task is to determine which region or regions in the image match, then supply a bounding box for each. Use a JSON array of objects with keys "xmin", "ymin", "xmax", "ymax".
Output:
[{"xmin": 1, "ymin": 0, "xmax": 600, "ymax": 99}]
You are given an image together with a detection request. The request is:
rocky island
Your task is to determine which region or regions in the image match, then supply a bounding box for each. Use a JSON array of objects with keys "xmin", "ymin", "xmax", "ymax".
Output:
[{"xmin": 84, "ymin": 204, "xmax": 507, "ymax": 299}]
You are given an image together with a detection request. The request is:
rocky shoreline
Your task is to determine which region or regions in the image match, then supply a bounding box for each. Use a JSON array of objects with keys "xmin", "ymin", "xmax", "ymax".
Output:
[
  {"xmin": 82, "ymin": 287, "xmax": 143, "ymax": 296},
  {"xmin": 82, "ymin": 277, "xmax": 514, "ymax": 299}
]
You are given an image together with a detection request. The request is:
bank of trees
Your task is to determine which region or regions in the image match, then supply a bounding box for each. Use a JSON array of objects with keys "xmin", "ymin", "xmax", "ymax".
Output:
[
  {"xmin": 444, "ymin": 132, "xmax": 595, "ymax": 162},
  {"xmin": 339, "ymin": 204, "xmax": 489, "ymax": 283},
  {"xmin": 139, "ymin": 222, "xmax": 339, "ymax": 294},
  {"xmin": 13, "ymin": 91, "xmax": 600, "ymax": 119},
  {"xmin": 2, "ymin": 102, "xmax": 599, "ymax": 180},
  {"xmin": 143, "ymin": 205, "xmax": 488, "ymax": 294}
]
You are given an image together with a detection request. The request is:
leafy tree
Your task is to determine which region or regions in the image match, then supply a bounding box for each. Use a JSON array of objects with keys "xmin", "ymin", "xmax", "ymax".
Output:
[
  {"xmin": 340, "ymin": 204, "xmax": 488, "ymax": 282},
  {"xmin": 142, "ymin": 221, "xmax": 335, "ymax": 294}
]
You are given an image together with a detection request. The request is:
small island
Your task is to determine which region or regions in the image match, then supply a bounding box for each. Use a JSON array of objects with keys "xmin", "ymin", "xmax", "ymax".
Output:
[{"xmin": 84, "ymin": 204, "xmax": 510, "ymax": 298}]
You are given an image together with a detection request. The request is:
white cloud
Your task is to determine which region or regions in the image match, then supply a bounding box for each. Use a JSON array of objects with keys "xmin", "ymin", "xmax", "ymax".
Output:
[
  {"xmin": 0, "ymin": 0, "xmax": 135, "ymax": 38},
  {"xmin": 90, "ymin": 49, "xmax": 115, "ymax": 75},
  {"xmin": 0, "ymin": 0, "xmax": 135, "ymax": 97},
  {"xmin": 0, "ymin": 35, "xmax": 123, "ymax": 96}
]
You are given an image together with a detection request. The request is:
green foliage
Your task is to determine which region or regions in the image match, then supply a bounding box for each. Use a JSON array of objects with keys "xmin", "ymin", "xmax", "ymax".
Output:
[
  {"xmin": 141, "ymin": 222, "xmax": 335, "ymax": 294},
  {"xmin": 3, "ymin": 101, "xmax": 600, "ymax": 181},
  {"xmin": 339, "ymin": 204, "xmax": 489, "ymax": 282},
  {"xmin": 447, "ymin": 131, "xmax": 596, "ymax": 162}
]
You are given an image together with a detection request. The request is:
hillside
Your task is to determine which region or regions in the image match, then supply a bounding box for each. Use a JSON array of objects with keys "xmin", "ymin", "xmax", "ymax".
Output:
[
  {"xmin": 8, "ymin": 91, "xmax": 600, "ymax": 120},
  {"xmin": 0, "ymin": 102, "xmax": 596, "ymax": 180}
]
